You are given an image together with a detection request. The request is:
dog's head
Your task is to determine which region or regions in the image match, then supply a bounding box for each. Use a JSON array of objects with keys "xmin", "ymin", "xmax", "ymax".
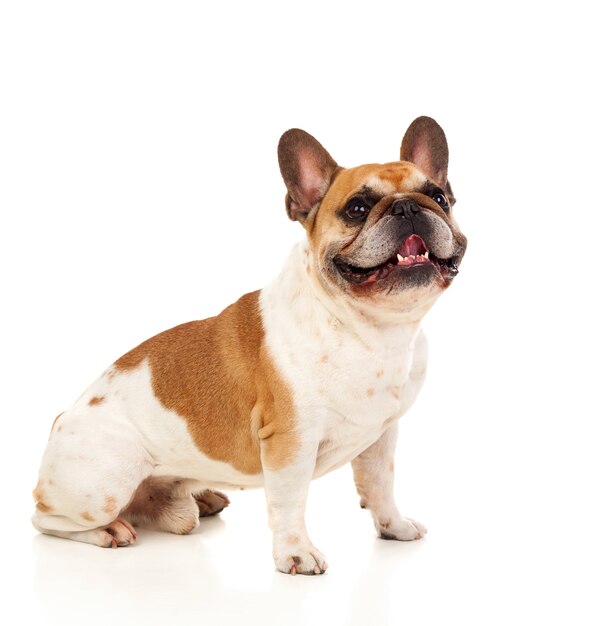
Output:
[{"xmin": 278, "ymin": 117, "xmax": 467, "ymax": 318}]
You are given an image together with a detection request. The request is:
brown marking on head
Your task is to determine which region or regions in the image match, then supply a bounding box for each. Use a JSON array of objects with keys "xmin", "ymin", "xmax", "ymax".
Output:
[
  {"xmin": 103, "ymin": 495, "xmax": 118, "ymax": 515},
  {"xmin": 114, "ymin": 291, "xmax": 297, "ymax": 474},
  {"xmin": 88, "ymin": 396, "xmax": 105, "ymax": 406},
  {"xmin": 307, "ymin": 161, "xmax": 425, "ymax": 251},
  {"xmin": 81, "ymin": 512, "xmax": 95, "ymax": 522},
  {"xmin": 287, "ymin": 535, "xmax": 300, "ymax": 545}
]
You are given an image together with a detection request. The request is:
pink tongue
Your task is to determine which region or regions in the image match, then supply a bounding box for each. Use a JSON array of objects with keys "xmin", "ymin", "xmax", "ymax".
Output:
[{"xmin": 401, "ymin": 234, "xmax": 428, "ymax": 257}]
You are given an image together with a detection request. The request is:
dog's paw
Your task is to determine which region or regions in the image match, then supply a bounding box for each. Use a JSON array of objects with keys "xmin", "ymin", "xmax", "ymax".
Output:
[
  {"xmin": 378, "ymin": 517, "xmax": 427, "ymax": 541},
  {"xmin": 274, "ymin": 544, "xmax": 328, "ymax": 575},
  {"xmin": 194, "ymin": 489, "xmax": 230, "ymax": 517},
  {"xmin": 103, "ymin": 518, "xmax": 138, "ymax": 548}
]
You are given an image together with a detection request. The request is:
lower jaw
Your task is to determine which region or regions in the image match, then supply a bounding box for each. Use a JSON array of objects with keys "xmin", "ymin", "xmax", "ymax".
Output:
[{"xmin": 340, "ymin": 260, "xmax": 447, "ymax": 287}]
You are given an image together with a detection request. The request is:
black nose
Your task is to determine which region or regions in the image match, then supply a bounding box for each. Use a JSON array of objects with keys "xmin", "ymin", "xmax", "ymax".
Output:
[{"xmin": 391, "ymin": 198, "xmax": 420, "ymax": 218}]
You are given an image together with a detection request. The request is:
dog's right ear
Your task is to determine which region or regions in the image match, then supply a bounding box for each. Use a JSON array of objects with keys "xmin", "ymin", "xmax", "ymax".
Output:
[{"xmin": 278, "ymin": 129, "xmax": 339, "ymax": 225}]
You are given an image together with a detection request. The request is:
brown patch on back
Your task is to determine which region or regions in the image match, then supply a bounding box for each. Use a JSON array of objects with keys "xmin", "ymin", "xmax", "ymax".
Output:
[
  {"xmin": 114, "ymin": 291, "xmax": 297, "ymax": 474},
  {"xmin": 88, "ymin": 396, "xmax": 105, "ymax": 406},
  {"xmin": 81, "ymin": 512, "xmax": 95, "ymax": 522}
]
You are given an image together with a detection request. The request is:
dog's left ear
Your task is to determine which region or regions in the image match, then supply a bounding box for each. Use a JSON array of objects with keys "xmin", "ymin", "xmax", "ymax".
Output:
[
  {"xmin": 400, "ymin": 116, "xmax": 449, "ymax": 190},
  {"xmin": 278, "ymin": 129, "xmax": 339, "ymax": 225}
]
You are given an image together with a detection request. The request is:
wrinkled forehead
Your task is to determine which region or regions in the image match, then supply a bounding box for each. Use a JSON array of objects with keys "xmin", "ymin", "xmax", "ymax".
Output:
[{"xmin": 325, "ymin": 161, "xmax": 427, "ymax": 207}]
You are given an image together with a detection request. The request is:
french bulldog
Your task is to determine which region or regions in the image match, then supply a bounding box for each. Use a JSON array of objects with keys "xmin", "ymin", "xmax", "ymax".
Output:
[{"xmin": 32, "ymin": 116, "xmax": 467, "ymax": 575}]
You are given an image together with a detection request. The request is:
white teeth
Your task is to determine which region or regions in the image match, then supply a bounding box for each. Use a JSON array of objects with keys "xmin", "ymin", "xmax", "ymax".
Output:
[
  {"xmin": 423, "ymin": 251, "xmax": 429, "ymax": 258},
  {"xmin": 397, "ymin": 254, "xmax": 404, "ymax": 263}
]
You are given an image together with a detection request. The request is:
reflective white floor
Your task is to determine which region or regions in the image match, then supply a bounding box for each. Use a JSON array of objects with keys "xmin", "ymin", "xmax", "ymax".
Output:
[{"xmin": 8, "ymin": 457, "xmax": 603, "ymax": 626}]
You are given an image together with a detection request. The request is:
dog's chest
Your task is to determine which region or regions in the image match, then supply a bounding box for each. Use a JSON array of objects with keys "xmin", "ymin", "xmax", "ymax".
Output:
[{"xmin": 261, "ymin": 267, "xmax": 421, "ymax": 472}]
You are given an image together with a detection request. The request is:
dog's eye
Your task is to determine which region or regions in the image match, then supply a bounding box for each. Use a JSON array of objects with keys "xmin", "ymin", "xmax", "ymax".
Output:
[
  {"xmin": 344, "ymin": 199, "xmax": 370, "ymax": 221},
  {"xmin": 431, "ymin": 191, "xmax": 449, "ymax": 212}
]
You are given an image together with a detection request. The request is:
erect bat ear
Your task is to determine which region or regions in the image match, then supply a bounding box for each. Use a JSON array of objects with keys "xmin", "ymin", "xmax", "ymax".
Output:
[
  {"xmin": 278, "ymin": 129, "xmax": 339, "ymax": 225},
  {"xmin": 400, "ymin": 116, "xmax": 449, "ymax": 190}
]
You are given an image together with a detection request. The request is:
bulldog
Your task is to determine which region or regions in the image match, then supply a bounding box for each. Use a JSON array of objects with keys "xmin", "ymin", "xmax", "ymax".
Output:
[{"xmin": 32, "ymin": 116, "xmax": 467, "ymax": 575}]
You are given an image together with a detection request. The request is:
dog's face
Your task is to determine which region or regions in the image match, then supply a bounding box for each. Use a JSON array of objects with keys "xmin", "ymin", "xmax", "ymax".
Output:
[{"xmin": 278, "ymin": 117, "xmax": 467, "ymax": 317}]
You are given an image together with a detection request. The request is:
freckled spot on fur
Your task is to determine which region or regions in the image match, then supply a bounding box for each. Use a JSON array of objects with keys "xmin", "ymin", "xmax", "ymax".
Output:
[
  {"xmin": 390, "ymin": 388, "xmax": 400, "ymax": 400},
  {"xmin": 320, "ymin": 354, "xmax": 328, "ymax": 364},
  {"xmin": 318, "ymin": 387, "xmax": 326, "ymax": 396},
  {"xmin": 57, "ymin": 425, "xmax": 62, "ymax": 432},
  {"xmin": 103, "ymin": 495, "xmax": 118, "ymax": 515},
  {"xmin": 380, "ymin": 519, "xmax": 391, "ymax": 530},
  {"xmin": 81, "ymin": 512, "xmax": 95, "ymax": 522},
  {"xmin": 318, "ymin": 439, "xmax": 331, "ymax": 453},
  {"xmin": 33, "ymin": 484, "xmax": 53, "ymax": 512},
  {"xmin": 376, "ymin": 369, "xmax": 384, "ymax": 378},
  {"xmin": 88, "ymin": 396, "xmax": 105, "ymax": 406},
  {"xmin": 287, "ymin": 535, "xmax": 300, "ymax": 545},
  {"xmin": 306, "ymin": 263, "xmax": 310, "ymax": 274},
  {"xmin": 367, "ymin": 388, "xmax": 375, "ymax": 397},
  {"xmin": 389, "ymin": 462, "xmax": 394, "ymax": 473}
]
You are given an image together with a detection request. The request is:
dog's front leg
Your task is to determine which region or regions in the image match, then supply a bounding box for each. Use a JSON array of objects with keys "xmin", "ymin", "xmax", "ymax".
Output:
[
  {"xmin": 262, "ymin": 438, "xmax": 327, "ymax": 575},
  {"xmin": 352, "ymin": 423, "xmax": 426, "ymax": 541}
]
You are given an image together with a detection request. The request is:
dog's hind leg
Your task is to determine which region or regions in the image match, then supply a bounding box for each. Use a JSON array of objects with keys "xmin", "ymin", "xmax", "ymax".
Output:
[
  {"xmin": 120, "ymin": 477, "xmax": 202, "ymax": 535},
  {"xmin": 31, "ymin": 413, "xmax": 153, "ymax": 548}
]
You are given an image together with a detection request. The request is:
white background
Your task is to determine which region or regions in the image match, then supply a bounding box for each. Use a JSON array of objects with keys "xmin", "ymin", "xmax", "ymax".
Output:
[{"xmin": 1, "ymin": 1, "xmax": 603, "ymax": 624}]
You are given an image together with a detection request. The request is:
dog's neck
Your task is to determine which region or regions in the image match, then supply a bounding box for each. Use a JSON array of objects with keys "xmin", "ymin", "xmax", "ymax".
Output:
[{"xmin": 262, "ymin": 241, "xmax": 432, "ymax": 355}]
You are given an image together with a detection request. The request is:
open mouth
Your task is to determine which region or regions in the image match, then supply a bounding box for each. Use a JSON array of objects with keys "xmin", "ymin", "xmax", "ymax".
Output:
[{"xmin": 334, "ymin": 234, "xmax": 458, "ymax": 285}]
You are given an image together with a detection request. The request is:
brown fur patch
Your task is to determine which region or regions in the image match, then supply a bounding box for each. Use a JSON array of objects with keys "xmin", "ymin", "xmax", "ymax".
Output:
[
  {"xmin": 88, "ymin": 396, "xmax": 105, "ymax": 406},
  {"xmin": 366, "ymin": 388, "xmax": 375, "ymax": 397},
  {"xmin": 287, "ymin": 535, "xmax": 300, "ymax": 545},
  {"xmin": 375, "ymin": 369, "xmax": 384, "ymax": 378},
  {"xmin": 81, "ymin": 512, "xmax": 95, "ymax": 522},
  {"xmin": 114, "ymin": 291, "xmax": 297, "ymax": 474}
]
